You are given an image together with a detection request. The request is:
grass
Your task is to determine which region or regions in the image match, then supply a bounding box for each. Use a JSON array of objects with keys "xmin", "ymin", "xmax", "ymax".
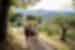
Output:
[
  {"xmin": 39, "ymin": 32, "xmax": 70, "ymax": 50},
  {"xmin": 7, "ymin": 26, "xmax": 28, "ymax": 50}
]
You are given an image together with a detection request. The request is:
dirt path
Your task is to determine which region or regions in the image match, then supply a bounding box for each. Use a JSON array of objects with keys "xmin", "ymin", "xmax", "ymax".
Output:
[
  {"xmin": 10, "ymin": 28, "xmax": 56, "ymax": 50},
  {"xmin": 25, "ymin": 36, "xmax": 57, "ymax": 50}
]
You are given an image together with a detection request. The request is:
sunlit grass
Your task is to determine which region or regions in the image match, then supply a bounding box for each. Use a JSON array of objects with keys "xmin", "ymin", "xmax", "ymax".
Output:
[
  {"xmin": 7, "ymin": 26, "xmax": 28, "ymax": 49},
  {"xmin": 39, "ymin": 32, "xmax": 70, "ymax": 50}
]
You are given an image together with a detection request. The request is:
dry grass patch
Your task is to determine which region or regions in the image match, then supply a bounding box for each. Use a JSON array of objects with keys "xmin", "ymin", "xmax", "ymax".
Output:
[{"xmin": 38, "ymin": 32, "xmax": 70, "ymax": 50}]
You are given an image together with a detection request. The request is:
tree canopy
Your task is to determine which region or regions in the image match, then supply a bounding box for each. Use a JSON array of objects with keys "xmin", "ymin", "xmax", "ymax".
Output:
[{"xmin": 26, "ymin": 15, "xmax": 37, "ymax": 20}]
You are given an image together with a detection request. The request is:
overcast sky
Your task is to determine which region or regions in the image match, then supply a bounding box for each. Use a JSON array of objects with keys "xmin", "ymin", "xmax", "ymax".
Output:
[{"xmin": 28, "ymin": 0, "xmax": 73, "ymax": 11}]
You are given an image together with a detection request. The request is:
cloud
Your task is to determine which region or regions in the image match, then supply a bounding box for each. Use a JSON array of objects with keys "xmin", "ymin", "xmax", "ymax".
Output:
[{"xmin": 28, "ymin": 0, "xmax": 72, "ymax": 10}]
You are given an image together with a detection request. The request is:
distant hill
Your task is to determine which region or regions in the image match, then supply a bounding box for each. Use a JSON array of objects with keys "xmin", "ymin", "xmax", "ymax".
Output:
[{"xmin": 16, "ymin": 9, "xmax": 75, "ymax": 21}]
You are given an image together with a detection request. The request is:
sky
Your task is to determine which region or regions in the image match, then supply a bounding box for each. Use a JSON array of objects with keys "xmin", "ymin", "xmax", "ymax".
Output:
[
  {"xmin": 28, "ymin": 0, "xmax": 73, "ymax": 11},
  {"xmin": 16, "ymin": 0, "xmax": 74, "ymax": 14}
]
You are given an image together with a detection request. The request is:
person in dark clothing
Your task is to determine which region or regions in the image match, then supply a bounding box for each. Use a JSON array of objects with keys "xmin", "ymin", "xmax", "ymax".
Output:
[
  {"xmin": 24, "ymin": 23, "xmax": 36, "ymax": 38},
  {"xmin": 25, "ymin": 26, "xmax": 36, "ymax": 38},
  {"xmin": 24, "ymin": 23, "xmax": 37, "ymax": 49}
]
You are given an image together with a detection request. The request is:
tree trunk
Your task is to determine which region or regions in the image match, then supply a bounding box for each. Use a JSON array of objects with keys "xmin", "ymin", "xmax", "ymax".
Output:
[
  {"xmin": 0, "ymin": 0, "xmax": 10, "ymax": 49},
  {"xmin": 0, "ymin": 0, "xmax": 10, "ymax": 43},
  {"xmin": 60, "ymin": 26, "xmax": 66, "ymax": 42}
]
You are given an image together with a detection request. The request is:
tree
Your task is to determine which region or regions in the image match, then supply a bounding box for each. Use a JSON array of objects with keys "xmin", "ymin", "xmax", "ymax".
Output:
[
  {"xmin": 9, "ymin": 13, "xmax": 23, "ymax": 27},
  {"xmin": 53, "ymin": 15, "xmax": 67, "ymax": 42},
  {"xmin": 26, "ymin": 15, "xmax": 36, "ymax": 20},
  {"xmin": 0, "ymin": 0, "xmax": 10, "ymax": 42},
  {"xmin": 52, "ymin": 13, "xmax": 75, "ymax": 42}
]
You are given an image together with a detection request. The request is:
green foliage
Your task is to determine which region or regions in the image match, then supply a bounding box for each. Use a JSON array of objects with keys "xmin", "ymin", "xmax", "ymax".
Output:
[
  {"xmin": 10, "ymin": 0, "xmax": 17, "ymax": 5},
  {"xmin": 53, "ymin": 16, "xmax": 65, "ymax": 26},
  {"xmin": 67, "ymin": 32, "xmax": 75, "ymax": 41},
  {"xmin": 47, "ymin": 29, "xmax": 53, "ymax": 36},
  {"xmin": 38, "ymin": 23, "xmax": 48, "ymax": 32},
  {"xmin": 10, "ymin": 16, "xmax": 16, "ymax": 23},
  {"xmin": 9, "ymin": 13, "xmax": 23, "ymax": 27},
  {"xmin": 9, "ymin": 0, "xmax": 27, "ymax": 9},
  {"xmin": 52, "ymin": 14, "xmax": 75, "ymax": 41},
  {"xmin": 10, "ymin": 14, "xmax": 22, "ymax": 22},
  {"xmin": 37, "ymin": 16, "xmax": 42, "ymax": 24},
  {"xmin": 65, "ymin": 15, "xmax": 75, "ymax": 28},
  {"xmin": 26, "ymin": 15, "xmax": 37, "ymax": 20},
  {"xmin": 52, "ymin": 14, "xmax": 75, "ymax": 28},
  {"xmin": 14, "ymin": 13, "xmax": 22, "ymax": 17},
  {"xmin": 8, "ymin": 6, "xmax": 15, "ymax": 17},
  {"xmin": 26, "ymin": 15, "xmax": 42, "ymax": 24}
]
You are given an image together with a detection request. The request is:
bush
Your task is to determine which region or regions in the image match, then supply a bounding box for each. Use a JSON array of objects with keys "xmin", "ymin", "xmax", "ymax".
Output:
[
  {"xmin": 66, "ymin": 32, "xmax": 75, "ymax": 41},
  {"xmin": 47, "ymin": 30, "xmax": 53, "ymax": 36}
]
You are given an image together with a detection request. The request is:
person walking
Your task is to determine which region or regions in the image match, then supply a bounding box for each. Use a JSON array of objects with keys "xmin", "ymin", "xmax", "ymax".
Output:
[{"xmin": 24, "ymin": 23, "xmax": 37, "ymax": 49}]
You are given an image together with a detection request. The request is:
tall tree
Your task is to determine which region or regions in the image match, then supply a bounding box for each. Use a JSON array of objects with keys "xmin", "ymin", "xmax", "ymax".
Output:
[
  {"xmin": 52, "ymin": 13, "xmax": 75, "ymax": 42},
  {"xmin": 53, "ymin": 15, "xmax": 67, "ymax": 42},
  {"xmin": 0, "ymin": 0, "xmax": 10, "ymax": 43}
]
